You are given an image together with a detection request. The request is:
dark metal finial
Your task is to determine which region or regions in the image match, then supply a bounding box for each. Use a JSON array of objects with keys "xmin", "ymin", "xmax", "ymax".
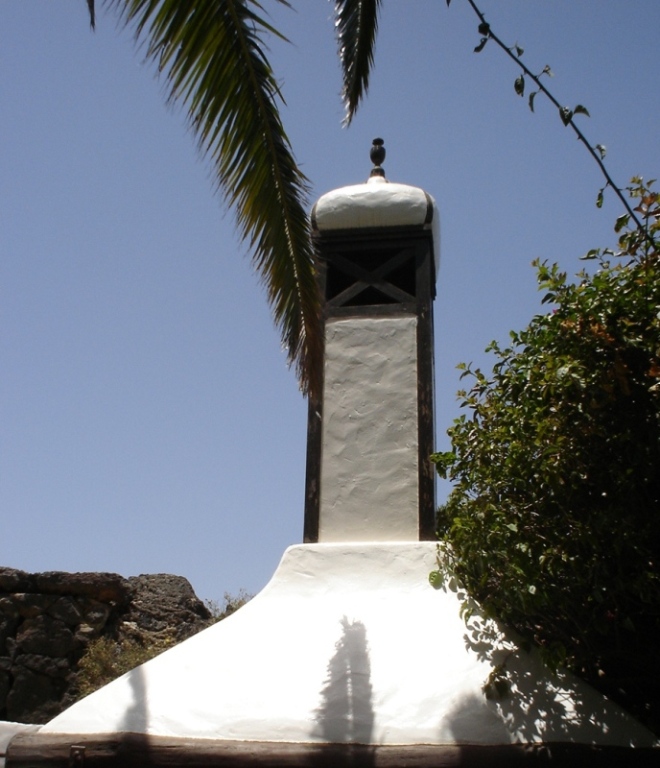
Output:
[{"xmin": 369, "ymin": 138, "xmax": 386, "ymax": 178}]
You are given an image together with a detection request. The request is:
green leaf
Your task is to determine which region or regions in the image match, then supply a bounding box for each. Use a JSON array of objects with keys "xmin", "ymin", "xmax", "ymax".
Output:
[
  {"xmin": 559, "ymin": 106, "xmax": 573, "ymax": 126},
  {"xmin": 430, "ymin": 451, "xmax": 457, "ymax": 465},
  {"xmin": 528, "ymin": 91, "xmax": 537, "ymax": 113},
  {"xmin": 596, "ymin": 190, "xmax": 604, "ymax": 209},
  {"xmin": 478, "ymin": 21, "xmax": 490, "ymax": 36},
  {"xmin": 483, "ymin": 674, "xmax": 510, "ymax": 700},
  {"xmin": 514, "ymin": 74, "xmax": 525, "ymax": 96},
  {"xmin": 622, "ymin": 616, "xmax": 636, "ymax": 632},
  {"xmin": 574, "ymin": 104, "xmax": 590, "ymax": 117},
  {"xmin": 474, "ymin": 36, "xmax": 488, "ymax": 53},
  {"xmin": 614, "ymin": 213, "xmax": 630, "ymax": 232},
  {"xmin": 429, "ymin": 571, "xmax": 444, "ymax": 589},
  {"xmin": 430, "ymin": 451, "xmax": 457, "ymax": 479},
  {"xmin": 515, "ymin": 45, "xmax": 524, "ymax": 57}
]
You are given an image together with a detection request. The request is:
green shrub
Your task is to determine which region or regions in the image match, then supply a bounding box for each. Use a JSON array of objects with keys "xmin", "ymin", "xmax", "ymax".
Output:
[
  {"xmin": 205, "ymin": 589, "xmax": 253, "ymax": 622},
  {"xmin": 75, "ymin": 634, "xmax": 176, "ymax": 699},
  {"xmin": 432, "ymin": 178, "xmax": 660, "ymax": 730}
]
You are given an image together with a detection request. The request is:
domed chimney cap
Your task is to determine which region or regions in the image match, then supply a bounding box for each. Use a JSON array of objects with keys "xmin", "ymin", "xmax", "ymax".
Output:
[{"xmin": 311, "ymin": 139, "xmax": 440, "ymax": 274}]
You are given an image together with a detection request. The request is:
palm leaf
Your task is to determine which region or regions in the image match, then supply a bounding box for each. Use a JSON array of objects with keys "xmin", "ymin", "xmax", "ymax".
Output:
[
  {"xmin": 87, "ymin": 0, "xmax": 96, "ymax": 28},
  {"xmin": 334, "ymin": 0, "xmax": 382, "ymax": 124},
  {"xmin": 103, "ymin": 0, "xmax": 322, "ymax": 396}
]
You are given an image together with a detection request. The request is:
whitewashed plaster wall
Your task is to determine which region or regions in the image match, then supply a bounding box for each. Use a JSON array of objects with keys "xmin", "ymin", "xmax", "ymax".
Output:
[
  {"xmin": 36, "ymin": 543, "xmax": 658, "ymax": 747},
  {"xmin": 319, "ymin": 316, "xmax": 419, "ymax": 542}
]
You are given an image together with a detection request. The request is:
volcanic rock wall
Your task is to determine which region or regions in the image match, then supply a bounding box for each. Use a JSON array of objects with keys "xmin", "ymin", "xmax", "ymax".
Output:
[{"xmin": 0, "ymin": 567, "xmax": 211, "ymax": 724}]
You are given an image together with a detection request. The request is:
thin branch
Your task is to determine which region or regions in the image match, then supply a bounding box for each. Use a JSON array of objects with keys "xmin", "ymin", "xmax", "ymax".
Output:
[{"xmin": 463, "ymin": 0, "xmax": 655, "ymax": 252}]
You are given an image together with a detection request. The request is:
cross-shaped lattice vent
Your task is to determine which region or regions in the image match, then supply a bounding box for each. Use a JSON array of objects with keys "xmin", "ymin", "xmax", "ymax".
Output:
[{"xmin": 325, "ymin": 247, "xmax": 416, "ymax": 307}]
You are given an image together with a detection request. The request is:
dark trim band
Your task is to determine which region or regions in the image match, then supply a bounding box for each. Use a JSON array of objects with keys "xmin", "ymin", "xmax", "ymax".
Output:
[{"xmin": 7, "ymin": 733, "xmax": 658, "ymax": 768}]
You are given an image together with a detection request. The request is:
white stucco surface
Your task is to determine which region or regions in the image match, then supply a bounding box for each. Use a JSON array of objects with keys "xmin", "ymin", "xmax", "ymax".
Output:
[
  {"xmin": 313, "ymin": 176, "xmax": 440, "ymax": 274},
  {"xmin": 319, "ymin": 316, "xmax": 419, "ymax": 542},
  {"xmin": 37, "ymin": 543, "xmax": 657, "ymax": 747}
]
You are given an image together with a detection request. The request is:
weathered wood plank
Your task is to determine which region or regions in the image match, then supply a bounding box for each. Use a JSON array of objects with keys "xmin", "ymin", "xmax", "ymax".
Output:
[{"xmin": 6, "ymin": 732, "xmax": 660, "ymax": 767}]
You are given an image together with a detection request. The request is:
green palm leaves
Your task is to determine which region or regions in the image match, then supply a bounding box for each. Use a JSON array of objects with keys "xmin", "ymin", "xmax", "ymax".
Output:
[
  {"xmin": 87, "ymin": 0, "xmax": 96, "ymax": 28},
  {"xmin": 334, "ymin": 0, "xmax": 382, "ymax": 123},
  {"xmin": 86, "ymin": 0, "xmax": 383, "ymax": 396},
  {"xmin": 95, "ymin": 0, "xmax": 321, "ymax": 395}
]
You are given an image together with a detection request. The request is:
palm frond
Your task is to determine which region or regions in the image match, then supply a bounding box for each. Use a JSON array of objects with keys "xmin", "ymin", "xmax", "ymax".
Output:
[
  {"xmin": 334, "ymin": 0, "xmax": 382, "ymax": 124},
  {"xmin": 104, "ymin": 0, "xmax": 322, "ymax": 396},
  {"xmin": 87, "ymin": 0, "xmax": 96, "ymax": 29}
]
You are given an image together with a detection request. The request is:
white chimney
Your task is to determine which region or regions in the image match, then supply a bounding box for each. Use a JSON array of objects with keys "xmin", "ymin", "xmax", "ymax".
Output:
[
  {"xmin": 8, "ymin": 143, "xmax": 657, "ymax": 767},
  {"xmin": 305, "ymin": 139, "xmax": 439, "ymax": 543}
]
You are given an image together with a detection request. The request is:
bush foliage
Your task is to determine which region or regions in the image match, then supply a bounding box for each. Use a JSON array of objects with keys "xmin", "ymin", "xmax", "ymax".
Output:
[
  {"xmin": 205, "ymin": 589, "xmax": 253, "ymax": 622},
  {"xmin": 432, "ymin": 178, "xmax": 660, "ymax": 729},
  {"xmin": 75, "ymin": 634, "xmax": 177, "ymax": 699}
]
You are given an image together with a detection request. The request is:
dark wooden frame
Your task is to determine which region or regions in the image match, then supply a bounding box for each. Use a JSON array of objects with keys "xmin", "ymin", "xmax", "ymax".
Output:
[
  {"xmin": 304, "ymin": 225, "xmax": 437, "ymax": 543},
  {"xmin": 7, "ymin": 732, "xmax": 658, "ymax": 767}
]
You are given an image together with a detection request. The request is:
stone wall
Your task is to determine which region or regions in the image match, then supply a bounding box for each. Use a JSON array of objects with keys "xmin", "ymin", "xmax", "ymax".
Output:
[{"xmin": 0, "ymin": 567, "xmax": 212, "ymax": 724}]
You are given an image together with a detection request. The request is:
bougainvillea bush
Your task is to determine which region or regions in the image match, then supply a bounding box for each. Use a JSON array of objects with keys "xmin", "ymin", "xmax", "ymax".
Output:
[{"xmin": 432, "ymin": 179, "xmax": 660, "ymax": 731}]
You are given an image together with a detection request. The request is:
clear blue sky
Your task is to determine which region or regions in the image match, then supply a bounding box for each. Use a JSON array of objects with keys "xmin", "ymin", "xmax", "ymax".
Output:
[{"xmin": 2, "ymin": 1, "xmax": 659, "ymax": 603}]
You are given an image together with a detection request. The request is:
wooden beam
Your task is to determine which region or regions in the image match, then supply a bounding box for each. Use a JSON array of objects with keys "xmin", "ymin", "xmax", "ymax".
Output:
[
  {"xmin": 6, "ymin": 732, "xmax": 659, "ymax": 768},
  {"xmin": 416, "ymin": 238, "xmax": 436, "ymax": 540}
]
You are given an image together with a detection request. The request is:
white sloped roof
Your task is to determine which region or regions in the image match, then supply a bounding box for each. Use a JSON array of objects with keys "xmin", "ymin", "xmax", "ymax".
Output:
[{"xmin": 37, "ymin": 543, "xmax": 657, "ymax": 748}]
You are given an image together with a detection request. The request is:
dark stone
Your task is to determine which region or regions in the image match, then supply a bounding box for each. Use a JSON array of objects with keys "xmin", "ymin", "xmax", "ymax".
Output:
[
  {"xmin": 24, "ymin": 699, "xmax": 66, "ymax": 724},
  {"xmin": 6, "ymin": 667, "xmax": 64, "ymax": 723},
  {"xmin": 5, "ymin": 636, "xmax": 17, "ymax": 659},
  {"xmin": 82, "ymin": 600, "xmax": 111, "ymax": 631},
  {"xmin": 0, "ymin": 567, "xmax": 34, "ymax": 593},
  {"xmin": 0, "ymin": 567, "xmax": 211, "ymax": 723},
  {"xmin": 1, "ymin": 616, "xmax": 19, "ymax": 655},
  {"xmin": 33, "ymin": 571, "xmax": 133, "ymax": 604},
  {"xmin": 0, "ymin": 596, "xmax": 19, "ymax": 618},
  {"xmin": 47, "ymin": 596, "xmax": 84, "ymax": 625},
  {"xmin": 124, "ymin": 574, "xmax": 211, "ymax": 641},
  {"xmin": 0, "ymin": 669, "xmax": 9, "ymax": 707},
  {"xmin": 13, "ymin": 593, "xmax": 56, "ymax": 619},
  {"xmin": 15, "ymin": 615, "xmax": 74, "ymax": 657},
  {"xmin": 15, "ymin": 654, "xmax": 71, "ymax": 678},
  {"xmin": 73, "ymin": 623, "xmax": 99, "ymax": 649}
]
